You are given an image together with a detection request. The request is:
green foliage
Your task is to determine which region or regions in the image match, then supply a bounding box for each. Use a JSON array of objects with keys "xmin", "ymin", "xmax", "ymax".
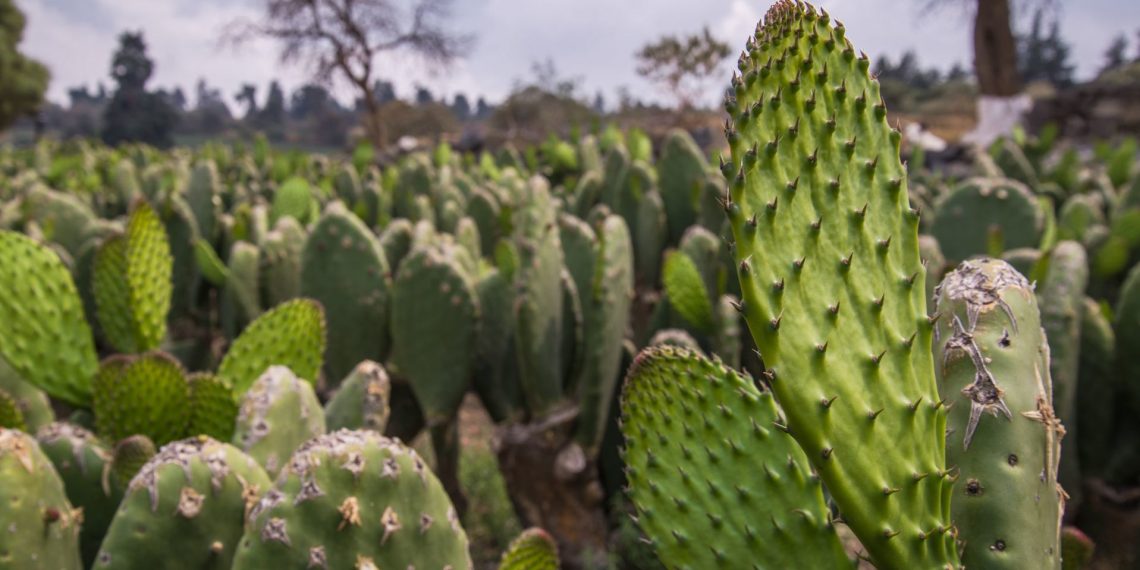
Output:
[
  {"xmin": 92, "ymin": 352, "xmax": 190, "ymax": 446},
  {"xmin": 101, "ymin": 33, "xmax": 177, "ymax": 147},
  {"xmin": 498, "ymin": 528, "xmax": 560, "ymax": 570},
  {"xmin": 0, "ymin": 0, "xmax": 49, "ymax": 131}
]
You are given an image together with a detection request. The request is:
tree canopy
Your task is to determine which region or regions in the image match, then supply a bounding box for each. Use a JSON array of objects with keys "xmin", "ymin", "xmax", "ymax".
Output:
[
  {"xmin": 0, "ymin": 0, "xmax": 50, "ymax": 131},
  {"xmin": 635, "ymin": 27, "xmax": 729, "ymax": 109}
]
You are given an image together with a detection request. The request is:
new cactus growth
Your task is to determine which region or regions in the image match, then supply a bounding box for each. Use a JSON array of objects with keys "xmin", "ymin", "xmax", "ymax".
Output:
[
  {"xmin": 723, "ymin": 3, "xmax": 956, "ymax": 566},
  {"xmin": 498, "ymin": 528, "xmax": 561, "ymax": 570},
  {"xmin": 621, "ymin": 347, "xmax": 851, "ymax": 568},
  {"xmin": 232, "ymin": 430, "xmax": 472, "ymax": 569},
  {"xmin": 92, "ymin": 352, "xmax": 191, "ymax": 446},
  {"xmin": 216, "ymin": 298, "xmax": 326, "ymax": 397},
  {"xmin": 233, "ymin": 366, "xmax": 326, "ymax": 477},
  {"xmin": 301, "ymin": 202, "xmax": 391, "ymax": 384},
  {"xmin": 94, "ymin": 436, "xmax": 271, "ymax": 570},
  {"xmin": 0, "ymin": 428, "xmax": 83, "ymax": 570},
  {"xmin": 933, "ymin": 259, "xmax": 1064, "ymax": 568},
  {"xmin": 110, "ymin": 434, "xmax": 156, "ymax": 485}
]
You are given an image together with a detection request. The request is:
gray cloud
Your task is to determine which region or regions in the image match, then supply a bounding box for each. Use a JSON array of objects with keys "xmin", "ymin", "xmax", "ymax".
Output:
[{"xmin": 17, "ymin": 0, "xmax": 1140, "ymax": 109}]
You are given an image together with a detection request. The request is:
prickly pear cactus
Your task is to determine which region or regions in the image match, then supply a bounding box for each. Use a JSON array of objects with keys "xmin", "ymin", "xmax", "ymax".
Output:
[
  {"xmin": 36, "ymin": 423, "xmax": 124, "ymax": 566},
  {"xmin": 621, "ymin": 347, "xmax": 850, "ymax": 568},
  {"xmin": 657, "ymin": 129, "xmax": 708, "ymax": 244},
  {"xmin": 187, "ymin": 373, "xmax": 240, "ymax": 441},
  {"xmin": 574, "ymin": 214, "xmax": 634, "ymax": 451},
  {"xmin": 662, "ymin": 250, "xmax": 714, "ymax": 333},
  {"xmin": 325, "ymin": 360, "xmax": 392, "ymax": 432},
  {"xmin": 724, "ymin": 3, "xmax": 956, "ymax": 566},
  {"xmin": 390, "ymin": 243, "xmax": 478, "ymax": 424},
  {"xmin": 232, "ymin": 430, "xmax": 472, "ymax": 570},
  {"xmin": 92, "ymin": 353, "xmax": 191, "ymax": 446},
  {"xmin": 0, "ymin": 429, "xmax": 83, "ymax": 570},
  {"xmin": 216, "ymin": 298, "xmax": 326, "ymax": 397},
  {"xmin": 1076, "ymin": 299, "xmax": 1115, "ymax": 478},
  {"xmin": 0, "ymin": 388, "xmax": 24, "ymax": 431},
  {"xmin": 498, "ymin": 528, "xmax": 560, "ymax": 570},
  {"xmin": 931, "ymin": 178, "xmax": 1043, "ymax": 262},
  {"xmin": 0, "ymin": 231, "xmax": 98, "ymax": 405},
  {"xmin": 301, "ymin": 202, "xmax": 391, "ymax": 384},
  {"xmin": 233, "ymin": 366, "xmax": 326, "ymax": 477},
  {"xmin": 110, "ymin": 434, "xmax": 156, "ymax": 485},
  {"xmin": 933, "ymin": 259, "xmax": 1064, "ymax": 569},
  {"xmin": 94, "ymin": 437, "xmax": 271, "ymax": 570},
  {"xmin": 0, "ymin": 358, "xmax": 53, "ymax": 432},
  {"xmin": 259, "ymin": 218, "xmax": 305, "ymax": 308}
]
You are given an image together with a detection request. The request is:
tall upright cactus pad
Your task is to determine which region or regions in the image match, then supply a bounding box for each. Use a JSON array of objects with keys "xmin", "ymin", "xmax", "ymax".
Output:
[
  {"xmin": 92, "ymin": 353, "xmax": 191, "ymax": 446},
  {"xmin": 472, "ymin": 267, "xmax": 525, "ymax": 423},
  {"xmin": 1038, "ymin": 240, "xmax": 1087, "ymax": 501},
  {"xmin": 724, "ymin": 3, "xmax": 956, "ymax": 566},
  {"xmin": 931, "ymin": 178, "xmax": 1043, "ymax": 262},
  {"xmin": 390, "ymin": 244, "xmax": 478, "ymax": 425},
  {"xmin": 94, "ymin": 437, "xmax": 271, "ymax": 570},
  {"xmin": 301, "ymin": 202, "xmax": 391, "ymax": 384},
  {"xmin": 36, "ymin": 423, "xmax": 124, "ymax": 566},
  {"xmin": 468, "ymin": 187, "xmax": 502, "ymax": 255},
  {"xmin": 187, "ymin": 373, "xmax": 239, "ymax": 442},
  {"xmin": 1077, "ymin": 298, "xmax": 1116, "ymax": 477},
  {"xmin": 933, "ymin": 259, "xmax": 1064, "ymax": 568},
  {"xmin": 233, "ymin": 366, "xmax": 326, "ymax": 477},
  {"xmin": 95, "ymin": 202, "xmax": 173, "ymax": 353},
  {"xmin": 217, "ymin": 298, "xmax": 326, "ymax": 398},
  {"xmin": 259, "ymin": 218, "xmax": 305, "ymax": 307},
  {"xmin": 325, "ymin": 360, "xmax": 391, "ymax": 432},
  {"xmin": 657, "ymin": 129, "xmax": 708, "ymax": 244},
  {"xmin": 0, "ymin": 231, "xmax": 97, "ymax": 405},
  {"xmin": 1117, "ymin": 265, "xmax": 1140, "ymax": 416},
  {"xmin": 232, "ymin": 430, "xmax": 472, "ymax": 570},
  {"xmin": 621, "ymin": 347, "xmax": 850, "ymax": 568},
  {"xmin": 186, "ymin": 161, "xmax": 221, "ymax": 243},
  {"xmin": 513, "ymin": 178, "xmax": 566, "ymax": 416},
  {"xmin": 0, "ymin": 429, "xmax": 83, "ymax": 570},
  {"xmin": 22, "ymin": 186, "xmax": 96, "ymax": 256},
  {"xmin": 634, "ymin": 190, "xmax": 667, "ymax": 286},
  {"xmin": 159, "ymin": 196, "xmax": 201, "ymax": 319},
  {"xmin": 558, "ymin": 214, "xmax": 598, "ymax": 326},
  {"xmin": 574, "ymin": 215, "xmax": 634, "ymax": 451},
  {"xmin": 498, "ymin": 528, "xmax": 560, "ymax": 570}
]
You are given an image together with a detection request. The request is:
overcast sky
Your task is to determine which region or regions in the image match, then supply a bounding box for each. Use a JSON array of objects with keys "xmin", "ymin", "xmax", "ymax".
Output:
[{"xmin": 18, "ymin": 0, "xmax": 1140, "ymax": 110}]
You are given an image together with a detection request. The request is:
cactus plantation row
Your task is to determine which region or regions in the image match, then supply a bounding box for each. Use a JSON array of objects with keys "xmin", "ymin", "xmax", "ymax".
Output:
[{"xmin": 2, "ymin": 1, "xmax": 1140, "ymax": 568}]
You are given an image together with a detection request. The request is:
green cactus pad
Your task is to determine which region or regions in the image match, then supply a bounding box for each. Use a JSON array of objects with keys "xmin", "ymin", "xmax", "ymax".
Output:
[
  {"xmin": 124, "ymin": 201, "xmax": 173, "ymax": 351},
  {"xmin": 1117, "ymin": 265, "xmax": 1140, "ymax": 424},
  {"xmin": 259, "ymin": 218, "xmax": 305, "ymax": 307},
  {"xmin": 0, "ymin": 359, "xmax": 53, "ymax": 432},
  {"xmin": 498, "ymin": 527, "xmax": 560, "ymax": 570},
  {"xmin": 187, "ymin": 373, "xmax": 239, "ymax": 441},
  {"xmin": 931, "ymin": 178, "xmax": 1043, "ymax": 262},
  {"xmin": 472, "ymin": 267, "xmax": 525, "ymax": 423},
  {"xmin": 933, "ymin": 259, "xmax": 1064, "ymax": 569},
  {"xmin": 94, "ymin": 437, "xmax": 272, "ymax": 570},
  {"xmin": 301, "ymin": 202, "xmax": 391, "ymax": 385},
  {"xmin": 22, "ymin": 185, "xmax": 95, "ymax": 257},
  {"xmin": 36, "ymin": 422, "xmax": 124, "ymax": 566},
  {"xmin": 92, "ymin": 353, "xmax": 191, "ymax": 446},
  {"xmin": 621, "ymin": 346, "xmax": 850, "ymax": 568},
  {"xmin": 634, "ymin": 190, "xmax": 667, "ymax": 286},
  {"xmin": 221, "ymin": 241, "xmax": 262, "ymax": 334},
  {"xmin": 193, "ymin": 239, "xmax": 229, "ymax": 286},
  {"xmin": 110, "ymin": 434, "xmax": 157, "ymax": 487},
  {"xmin": 662, "ymin": 250, "xmax": 714, "ymax": 333},
  {"xmin": 0, "ymin": 388, "xmax": 25, "ymax": 431},
  {"xmin": 325, "ymin": 360, "xmax": 392, "ymax": 432},
  {"xmin": 646, "ymin": 328, "xmax": 702, "ymax": 350},
  {"xmin": 1077, "ymin": 299, "xmax": 1116, "ymax": 477},
  {"xmin": 657, "ymin": 129, "xmax": 708, "ymax": 243},
  {"xmin": 0, "ymin": 231, "xmax": 98, "ymax": 405},
  {"xmin": 93, "ymin": 234, "xmax": 139, "ymax": 352},
  {"xmin": 390, "ymin": 244, "xmax": 478, "ymax": 425},
  {"xmin": 724, "ymin": 3, "xmax": 956, "ymax": 566},
  {"xmin": 270, "ymin": 177, "xmax": 315, "ymax": 225},
  {"xmin": 513, "ymin": 178, "xmax": 566, "ymax": 416},
  {"xmin": 217, "ymin": 298, "xmax": 326, "ymax": 398},
  {"xmin": 378, "ymin": 218, "xmax": 415, "ymax": 272},
  {"xmin": 574, "ymin": 214, "xmax": 634, "ymax": 451},
  {"xmin": 233, "ymin": 366, "xmax": 326, "ymax": 477},
  {"xmin": 186, "ymin": 161, "xmax": 221, "ymax": 243},
  {"xmin": 0, "ymin": 428, "xmax": 83, "ymax": 570},
  {"xmin": 232, "ymin": 430, "xmax": 472, "ymax": 570}
]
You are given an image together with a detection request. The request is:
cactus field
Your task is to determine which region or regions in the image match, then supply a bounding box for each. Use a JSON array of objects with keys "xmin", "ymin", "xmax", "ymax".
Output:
[{"xmin": 3, "ymin": 2, "xmax": 1140, "ymax": 569}]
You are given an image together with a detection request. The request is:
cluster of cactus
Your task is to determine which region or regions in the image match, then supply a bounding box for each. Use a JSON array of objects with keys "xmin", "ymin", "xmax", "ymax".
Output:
[{"xmin": 1, "ymin": 2, "xmax": 1138, "ymax": 566}]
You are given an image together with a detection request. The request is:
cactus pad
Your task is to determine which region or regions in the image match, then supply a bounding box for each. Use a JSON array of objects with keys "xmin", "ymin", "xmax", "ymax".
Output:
[
  {"xmin": 621, "ymin": 346, "xmax": 850, "ymax": 568},
  {"xmin": 92, "ymin": 352, "xmax": 191, "ymax": 446},
  {"xmin": 217, "ymin": 298, "xmax": 326, "ymax": 398},
  {"xmin": 232, "ymin": 429, "xmax": 472, "ymax": 569},
  {"xmin": 0, "ymin": 231, "xmax": 98, "ymax": 405},
  {"xmin": 325, "ymin": 360, "xmax": 392, "ymax": 433},
  {"xmin": 498, "ymin": 528, "xmax": 560, "ymax": 570},
  {"xmin": 0, "ymin": 428, "xmax": 83, "ymax": 570},
  {"xmin": 233, "ymin": 366, "xmax": 326, "ymax": 477}
]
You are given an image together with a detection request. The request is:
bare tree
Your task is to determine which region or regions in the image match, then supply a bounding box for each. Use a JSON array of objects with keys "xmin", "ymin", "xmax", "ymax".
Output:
[
  {"xmin": 635, "ymin": 27, "xmax": 730, "ymax": 110},
  {"xmin": 225, "ymin": 0, "xmax": 472, "ymax": 148}
]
